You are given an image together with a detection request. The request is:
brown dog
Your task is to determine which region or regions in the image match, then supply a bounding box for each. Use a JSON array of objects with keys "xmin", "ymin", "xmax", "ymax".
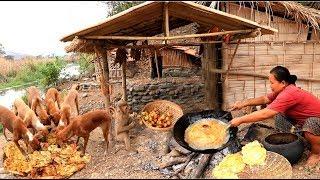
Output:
[
  {"xmin": 45, "ymin": 88, "xmax": 62, "ymax": 126},
  {"xmin": 27, "ymin": 86, "xmax": 51, "ymax": 125},
  {"xmin": 57, "ymin": 84, "xmax": 79, "ymax": 130},
  {"xmin": 13, "ymin": 98, "xmax": 49, "ymax": 138},
  {"xmin": 56, "ymin": 109, "xmax": 111, "ymax": 156},
  {"xmin": 45, "ymin": 87, "xmax": 62, "ymax": 109},
  {"xmin": 0, "ymin": 105, "xmax": 41, "ymax": 156}
]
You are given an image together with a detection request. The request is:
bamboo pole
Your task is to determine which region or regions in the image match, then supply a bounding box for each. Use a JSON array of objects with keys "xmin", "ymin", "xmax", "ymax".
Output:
[
  {"xmin": 163, "ymin": 1, "xmax": 170, "ymax": 44},
  {"xmin": 90, "ymin": 41, "xmax": 320, "ymax": 51},
  {"xmin": 211, "ymin": 68, "xmax": 320, "ymax": 83},
  {"xmin": 223, "ymin": 39, "xmax": 241, "ymax": 82},
  {"xmin": 122, "ymin": 59, "xmax": 127, "ymax": 101},
  {"xmin": 154, "ymin": 50, "xmax": 160, "ymax": 79},
  {"xmin": 84, "ymin": 29, "xmax": 253, "ymax": 41}
]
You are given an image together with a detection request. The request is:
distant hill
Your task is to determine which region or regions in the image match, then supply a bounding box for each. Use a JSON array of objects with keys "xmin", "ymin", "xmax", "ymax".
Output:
[{"xmin": 5, "ymin": 51, "xmax": 30, "ymax": 60}]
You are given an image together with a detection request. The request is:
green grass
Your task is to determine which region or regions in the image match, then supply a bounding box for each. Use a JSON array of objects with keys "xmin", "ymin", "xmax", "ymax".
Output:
[
  {"xmin": 0, "ymin": 124, "xmax": 2, "ymax": 134},
  {"xmin": 0, "ymin": 57, "xmax": 67, "ymax": 90}
]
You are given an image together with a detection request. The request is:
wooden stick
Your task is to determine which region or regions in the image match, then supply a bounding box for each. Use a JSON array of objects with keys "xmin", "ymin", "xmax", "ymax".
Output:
[
  {"xmin": 163, "ymin": 1, "xmax": 170, "ymax": 44},
  {"xmin": 84, "ymin": 29, "xmax": 254, "ymax": 41},
  {"xmin": 159, "ymin": 156, "xmax": 190, "ymax": 169},
  {"xmin": 189, "ymin": 154, "xmax": 213, "ymax": 179},
  {"xmin": 173, "ymin": 153, "xmax": 197, "ymax": 175},
  {"xmin": 211, "ymin": 68, "xmax": 320, "ymax": 83},
  {"xmin": 154, "ymin": 50, "xmax": 160, "ymax": 79},
  {"xmin": 122, "ymin": 59, "xmax": 127, "ymax": 101},
  {"xmin": 223, "ymin": 39, "xmax": 241, "ymax": 82}
]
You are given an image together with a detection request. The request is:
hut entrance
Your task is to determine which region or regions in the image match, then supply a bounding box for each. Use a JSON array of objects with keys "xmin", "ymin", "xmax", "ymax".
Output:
[{"xmin": 151, "ymin": 55, "xmax": 163, "ymax": 79}]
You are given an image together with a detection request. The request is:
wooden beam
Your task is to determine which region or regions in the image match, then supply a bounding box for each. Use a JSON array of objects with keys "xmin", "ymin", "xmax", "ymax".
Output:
[
  {"xmin": 84, "ymin": 29, "xmax": 254, "ymax": 41},
  {"xmin": 93, "ymin": 45, "xmax": 111, "ymax": 108},
  {"xmin": 211, "ymin": 68, "xmax": 320, "ymax": 83},
  {"xmin": 122, "ymin": 60, "xmax": 127, "ymax": 101},
  {"xmin": 163, "ymin": 1, "xmax": 170, "ymax": 44}
]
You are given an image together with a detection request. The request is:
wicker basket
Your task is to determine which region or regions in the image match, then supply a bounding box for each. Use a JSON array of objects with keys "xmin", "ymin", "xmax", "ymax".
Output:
[
  {"xmin": 238, "ymin": 151, "xmax": 292, "ymax": 179},
  {"xmin": 141, "ymin": 100, "xmax": 183, "ymax": 131}
]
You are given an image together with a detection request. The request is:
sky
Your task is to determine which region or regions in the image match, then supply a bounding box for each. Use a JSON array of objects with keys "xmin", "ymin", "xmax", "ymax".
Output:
[{"xmin": 0, "ymin": 1, "xmax": 108, "ymax": 56}]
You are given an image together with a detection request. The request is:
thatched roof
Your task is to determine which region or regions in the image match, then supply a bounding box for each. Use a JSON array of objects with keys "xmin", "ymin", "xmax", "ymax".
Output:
[
  {"xmin": 223, "ymin": 1, "xmax": 320, "ymax": 30},
  {"xmin": 61, "ymin": 1, "xmax": 277, "ymax": 53}
]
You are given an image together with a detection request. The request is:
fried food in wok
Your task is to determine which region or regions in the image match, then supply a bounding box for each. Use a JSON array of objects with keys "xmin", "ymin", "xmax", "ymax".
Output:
[{"xmin": 184, "ymin": 118, "xmax": 229, "ymax": 150}]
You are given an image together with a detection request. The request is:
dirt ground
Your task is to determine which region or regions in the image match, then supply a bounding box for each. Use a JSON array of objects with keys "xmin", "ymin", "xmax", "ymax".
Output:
[{"xmin": 1, "ymin": 78, "xmax": 320, "ymax": 179}]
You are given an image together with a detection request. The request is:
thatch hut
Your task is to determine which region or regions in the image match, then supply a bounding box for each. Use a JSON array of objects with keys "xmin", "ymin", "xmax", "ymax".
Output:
[
  {"xmin": 60, "ymin": 1, "xmax": 277, "ymax": 111},
  {"xmin": 193, "ymin": 1, "xmax": 320, "ymax": 109}
]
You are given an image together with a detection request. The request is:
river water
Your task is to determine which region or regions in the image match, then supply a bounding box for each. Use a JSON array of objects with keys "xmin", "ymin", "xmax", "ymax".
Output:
[{"xmin": 0, "ymin": 63, "xmax": 80, "ymax": 109}]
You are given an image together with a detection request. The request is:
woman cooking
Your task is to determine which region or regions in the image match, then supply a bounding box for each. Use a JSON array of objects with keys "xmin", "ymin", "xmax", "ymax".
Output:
[{"xmin": 230, "ymin": 66, "xmax": 320, "ymax": 166}]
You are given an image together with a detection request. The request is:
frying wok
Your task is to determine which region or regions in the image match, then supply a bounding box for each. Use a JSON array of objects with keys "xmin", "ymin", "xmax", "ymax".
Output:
[{"xmin": 173, "ymin": 109, "xmax": 238, "ymax": 154}]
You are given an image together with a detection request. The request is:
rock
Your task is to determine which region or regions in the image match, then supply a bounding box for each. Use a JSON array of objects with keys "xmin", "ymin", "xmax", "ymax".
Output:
[
  {"xmin": 82, "ymin": 93, "xmax": 88, "ymax": 98},
  {"xmin": 160, "ymin": 168, "xmax": 171, "ymax": 175},
  {"xmin": 172, "ymin": 163, "xmax": 184, "ymax": 171}
]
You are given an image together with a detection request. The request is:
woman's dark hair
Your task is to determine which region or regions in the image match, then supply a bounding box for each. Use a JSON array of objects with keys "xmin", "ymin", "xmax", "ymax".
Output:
[{"xmin": 270, "ymin": 66, "xmax": 297, "ymax": 85}]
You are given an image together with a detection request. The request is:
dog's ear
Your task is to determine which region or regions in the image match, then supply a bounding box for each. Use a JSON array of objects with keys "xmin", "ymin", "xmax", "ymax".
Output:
[{"xmin": 109, "ymin": 107, "xmax": 115, "ymax": 115}]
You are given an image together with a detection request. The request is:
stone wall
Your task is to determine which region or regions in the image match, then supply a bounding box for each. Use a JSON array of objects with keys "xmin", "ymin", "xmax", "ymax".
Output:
[
  {"xmin": 162, "ymin": 67, "xmax": 202, "ymax": 78},
  {"xmin": 126, "ymin": 77, "xmax": 205, "ymax": 113}
]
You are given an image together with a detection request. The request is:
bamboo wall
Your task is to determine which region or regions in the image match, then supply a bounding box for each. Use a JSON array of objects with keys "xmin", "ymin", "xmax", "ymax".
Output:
[
  {"xmin": 222, "ymin": 3, "xmax": 320, "ymax": 109},
  {"xmin": 160, "ymin": 49, "xmax": 196, "ymax": 68}
]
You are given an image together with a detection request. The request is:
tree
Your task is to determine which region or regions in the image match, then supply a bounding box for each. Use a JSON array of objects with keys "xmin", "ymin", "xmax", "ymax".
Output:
[
  {"xmin": 0, "ymin": 43, "xmax": 5, "ymax": 56},
  {"xmin": 100, "ymin": 1, "xmax": 145, "ymax": 17}
]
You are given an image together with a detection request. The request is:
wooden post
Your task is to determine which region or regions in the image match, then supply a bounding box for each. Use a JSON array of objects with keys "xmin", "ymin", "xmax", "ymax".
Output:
[
  {"xmin": 163, "ymin": 2, "xmax": 170, "ymax": 44},
  {"xmin": 122, "ymin": 59, "xmax": 127, "ymax": 101},
  {"xmin": 223, "ymin": 39, "xmax": 241, "ymax": 82},
  {"xmin": 154, "ymin": 50, "xmax": 160, "ymax": 79},
  {"xmin": 202, "ymin": 43, "xmax": 217, "ymax": 109},
  {"xmin": 94, "ymin": 45, "xmax": 111, "ymax": 108}
]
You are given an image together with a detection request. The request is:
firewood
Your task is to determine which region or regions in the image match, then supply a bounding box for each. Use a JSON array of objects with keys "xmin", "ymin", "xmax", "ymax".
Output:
[
  {"xmin": 169, "ymin": 138, "xmax": 191, "ymax": 155},
  {"xmin": 168, "ymin": 149, "xmax": 182, "ymax": 157},
  {"xmin": 160, "ymin": 156, "xmax": 190, "ymax": 169},
  {"xmin": 173, "ymin": 153, "xmax": 197, "ymax": 175},
  {"xmin": 189, "ymin": 154, "xmax": 213, "ymax": 179}
]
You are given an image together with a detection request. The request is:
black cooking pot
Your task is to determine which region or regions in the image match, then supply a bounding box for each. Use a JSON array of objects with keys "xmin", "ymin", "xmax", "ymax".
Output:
[
  {"xmin": 173, "ymin": 109, "xmax": 238, "ymax": 154},
  {"xmin": 262, "ymin": 132, "xmax": 304, "ymax": 164}
]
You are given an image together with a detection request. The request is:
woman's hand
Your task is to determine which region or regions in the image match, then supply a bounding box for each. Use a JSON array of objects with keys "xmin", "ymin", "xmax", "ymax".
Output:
[
  {"xmin": 230, "ymin": 117, "xmax": 243, "ymax": 127},
  {"xmin": 230, "ymin": 101, "xmax": 246, "ymax": 111}
]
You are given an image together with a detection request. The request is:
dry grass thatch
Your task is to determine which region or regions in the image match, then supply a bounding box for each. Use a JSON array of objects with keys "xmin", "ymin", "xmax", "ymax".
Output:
[
  {"xmin": 65, "ymin": 37, "xmax": 98, "ymax": 54},
  {"xmin": 236, "ymin": 1, "xmax": 320, "ymax": 30},
  {"xmin": 65, "ymin": 1, "xmax": 320, "ymax": 54}
]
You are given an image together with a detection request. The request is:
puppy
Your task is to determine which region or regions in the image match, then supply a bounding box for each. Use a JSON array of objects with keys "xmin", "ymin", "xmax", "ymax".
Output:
[
  {"xmin": 0, "ymin": 105, "xmax": 41, "ymax": 156},
  {"xmin": 27, "ymin": 86, "xmax": 51, "ymax": 125},
  {"xmin": 56, "ymin": 109, "xmax": 111, "ymax": 156},
  {"xmin": 45, "ymin": 87, "xmax": 62, "ymax": 109},
  {"xmin": 13, "ymin": 98, "xmax": 49, "ymax": 138},
  {"xmin": 57, "ymin": 84, "xmax": 79, "ymax": 129},
  {"xmin": 45, "ymin": 88, "xmax": 62, "ymax": 126}
]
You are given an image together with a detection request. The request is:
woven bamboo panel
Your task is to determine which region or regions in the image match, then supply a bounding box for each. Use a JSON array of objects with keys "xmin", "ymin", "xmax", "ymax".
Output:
[{"xmin": 238, "ymin": 151, "xmax": 292, "ymax": 179}]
